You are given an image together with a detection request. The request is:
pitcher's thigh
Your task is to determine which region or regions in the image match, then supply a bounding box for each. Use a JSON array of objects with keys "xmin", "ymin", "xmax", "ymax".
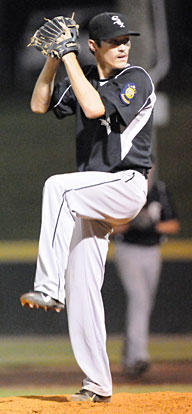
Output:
[{"xmin": 66, "ymin": 171, "xmax": 147, "ymax": 224}]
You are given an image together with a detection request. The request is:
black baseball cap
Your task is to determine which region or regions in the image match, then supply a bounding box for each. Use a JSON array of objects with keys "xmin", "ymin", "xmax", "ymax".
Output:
[{"xmin": 88, "ymin": 12, "xmax": 140, "ymax": 40}]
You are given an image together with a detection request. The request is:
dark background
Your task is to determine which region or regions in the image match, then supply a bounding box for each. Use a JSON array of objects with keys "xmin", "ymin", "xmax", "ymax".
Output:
[
  {"xmin": 1, "ymin": 260, "xmax": 191, "ymax": 335},
  {"xmin": 0, "ymin": 0, "xmax": 191, "ymax": 92}
]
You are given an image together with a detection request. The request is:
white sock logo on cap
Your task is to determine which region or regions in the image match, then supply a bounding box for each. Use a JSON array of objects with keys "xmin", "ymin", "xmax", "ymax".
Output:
[{"xmin": 111, "ymin": 15, "xmax": 125, "ymax": 28}]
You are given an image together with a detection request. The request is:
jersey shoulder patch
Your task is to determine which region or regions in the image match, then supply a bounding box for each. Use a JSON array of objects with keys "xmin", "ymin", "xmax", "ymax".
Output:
[{"xmin": 120, "ymin": 82, "xmax": 137, "ymax": 105}]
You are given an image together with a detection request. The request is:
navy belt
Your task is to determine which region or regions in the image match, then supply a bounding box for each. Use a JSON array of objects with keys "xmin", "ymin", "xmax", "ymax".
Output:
[{"xmin": 131, "ymin": 167, "xmax": 149, "ymax": 179}]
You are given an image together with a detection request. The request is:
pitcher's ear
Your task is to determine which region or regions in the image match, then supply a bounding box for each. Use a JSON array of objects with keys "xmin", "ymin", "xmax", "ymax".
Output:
[{"xmin": 88, "ymin": 39, "xmax": 96, "ymax": 52}]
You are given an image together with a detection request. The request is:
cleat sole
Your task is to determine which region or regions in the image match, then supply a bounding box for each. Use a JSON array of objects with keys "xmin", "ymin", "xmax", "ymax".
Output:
[{"xmin": 20, "ymin": 298, "xmax": 62, "ymax": 313}]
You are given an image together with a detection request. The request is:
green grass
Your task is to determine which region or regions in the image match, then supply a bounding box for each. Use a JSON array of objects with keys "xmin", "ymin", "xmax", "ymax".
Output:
[
  {"xmin": 148, "ymin": 335, "xmax": 192, "ymax": 362},
  {"xmin": 0, "ymin": 334, "xmax": 192, "ymax": 397},
  {"xmin": 1, "ymin": 385, "xmax": 192, "ymax": 398},
  {"xmin": 0, "ymin": 335, "xmax": 75, "ymax": 367},
  {"xmin": 1, "ymin": 334, "xmax": 192, "ymax": 368},
  {"xmin": 108, "ymin": 334, "xmax": 192, "ymax": 364}
]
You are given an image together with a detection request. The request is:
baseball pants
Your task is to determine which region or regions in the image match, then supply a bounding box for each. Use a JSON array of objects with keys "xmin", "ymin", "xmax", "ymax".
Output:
[
  {"xmin": 114, "ymin": 242, "xmax": 162, "ymax": 368},
  {"xmin": 34, "ymin": 169, "xmax": 147, "ymax": 396}
]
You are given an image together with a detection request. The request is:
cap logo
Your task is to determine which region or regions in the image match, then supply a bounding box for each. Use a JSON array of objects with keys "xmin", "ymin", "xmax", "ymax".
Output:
[{"xmin": 111, "ymin": 15, "xmax": 125, "ymax": 28}]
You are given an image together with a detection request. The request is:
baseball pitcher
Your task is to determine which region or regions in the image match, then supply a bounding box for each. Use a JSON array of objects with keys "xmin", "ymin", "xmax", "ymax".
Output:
[{"xmin": 20, "ymin": 11, "xmax": 156, "ymax": 402}]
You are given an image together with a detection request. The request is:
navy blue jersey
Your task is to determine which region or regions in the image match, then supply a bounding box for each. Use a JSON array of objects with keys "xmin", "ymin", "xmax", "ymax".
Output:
[{"xmin": 49, "ymin": 64, "xmax": 156, "ymax": 172}]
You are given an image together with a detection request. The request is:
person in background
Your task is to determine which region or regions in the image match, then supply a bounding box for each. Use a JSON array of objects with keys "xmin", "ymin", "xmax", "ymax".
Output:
[{"xmin": 113, "ymin": 163, "xmax": 180, "ymax": 378}]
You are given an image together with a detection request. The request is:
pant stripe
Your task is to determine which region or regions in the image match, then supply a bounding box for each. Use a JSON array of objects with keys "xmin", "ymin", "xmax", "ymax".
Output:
[{"xmin": 52, "ymin": 172, "xmax": 135, "ymax": 248}]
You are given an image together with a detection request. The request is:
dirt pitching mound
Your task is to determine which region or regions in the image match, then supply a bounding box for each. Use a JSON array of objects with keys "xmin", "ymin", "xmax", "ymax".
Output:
[{"xmin": 0, "ymin": 392, "xmax": 192, "ymax": 414}]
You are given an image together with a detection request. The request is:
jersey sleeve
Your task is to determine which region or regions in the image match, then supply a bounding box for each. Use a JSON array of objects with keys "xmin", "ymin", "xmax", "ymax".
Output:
[
  {"xmin": 98, "ymin": 67, "xmax": 155, "ymax": 126},
  {"xmin": 49, "ymin": 78, "xmax": 76, "ymax": 119}
]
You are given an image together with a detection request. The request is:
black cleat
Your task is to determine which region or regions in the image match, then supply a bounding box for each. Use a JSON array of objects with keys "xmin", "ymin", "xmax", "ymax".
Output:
[
  {"xmin": 124, "ymin": 360, "xmax": 150, "ymax": 379},
  {"xmin": 70, "ymin": 389, "xmax": 111, "ymax": 403}
]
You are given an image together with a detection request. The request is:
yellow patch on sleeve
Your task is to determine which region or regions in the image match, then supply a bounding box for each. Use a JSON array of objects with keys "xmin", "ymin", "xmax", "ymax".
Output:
[{"xmin": 120, "ymin": 82, "xmax": 137, "ymax": 104}]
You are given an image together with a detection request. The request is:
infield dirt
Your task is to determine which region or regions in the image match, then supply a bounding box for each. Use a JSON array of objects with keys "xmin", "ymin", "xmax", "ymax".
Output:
[
  {"xmin": 0, "ymin": 392, "xmax": 192, "ymax": 414},
  {"xmin": 1, "ymin": 362, "xmax": 192, "ymax": 413}
]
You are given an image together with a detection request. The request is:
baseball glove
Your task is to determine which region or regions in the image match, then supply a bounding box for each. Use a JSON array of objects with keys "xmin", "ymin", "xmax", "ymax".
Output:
[{"xmin": 28, "ymin": 14, "xmax": 79, "ymax": 59}]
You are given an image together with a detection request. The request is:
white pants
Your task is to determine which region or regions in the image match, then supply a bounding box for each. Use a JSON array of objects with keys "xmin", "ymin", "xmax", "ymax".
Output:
[
  {"xmin": 114, "ymin": 242, "xmax": 162, "ymax": 367},
  {"xmin": 34, "ymin": 169, "xmax": 147, "ymax": 396}
]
